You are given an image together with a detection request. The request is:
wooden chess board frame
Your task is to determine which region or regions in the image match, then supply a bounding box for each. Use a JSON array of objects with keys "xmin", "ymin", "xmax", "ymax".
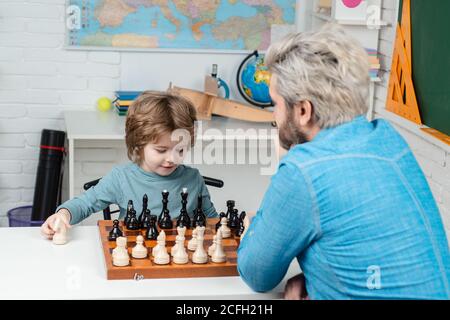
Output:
[{"xmin": 98, "ymin": 219, "xmax": 240, "ymax": 280}]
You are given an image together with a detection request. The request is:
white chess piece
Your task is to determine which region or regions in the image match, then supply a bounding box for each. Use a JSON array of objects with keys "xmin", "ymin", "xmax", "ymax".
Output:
[
  {"xmin": 187, "ymin": 227, "xmax": 198, "ymax": 251},
  {"xmin": 132, "ymin": 235, "xmax": 147, "ymax": 259},
  {"xmin": 153, "ymin": 239, "xmax": 170, "ymax": 265},
  {"xmin": 170, "ymin": 241, "xmax": 179, "ymax": 257},
  {"xmin": 208, "ymin": 234, "xmax": 217, "ymax": 257},
  {"xmin": 212, "ymin": 229, "xmax": 226, "ymax": 263},
  {"xmin": 241, "ymin": 214, "xmax": 251, "ymax": 239},
  {"xmin": 219, "ymin": 217, "xmax": 231, "ymax": 238},
  {"xmin": 192, "ymin": 226, "xmax": 207, "ymax": 264},
  {"xmin": 171, "ymin": 226, "xmax": 186, "ymax": 257},
  {"xmin": 52, "ymin": 217, "xmax": 68, "ymax": 245},
  {"xmin": 172, "ymin": 235, "xmax": 188, "ymax": 264},
  {"xmin": 112, "ymin": 237, "xmax": 130, "ymax": 267},
  {"xmin": 178, "ymin": 226, "xmax": 187, "ymax": 238},
  {"xmin": 152, "ymin": 230, "xmax": 166, "ymax": 257}
]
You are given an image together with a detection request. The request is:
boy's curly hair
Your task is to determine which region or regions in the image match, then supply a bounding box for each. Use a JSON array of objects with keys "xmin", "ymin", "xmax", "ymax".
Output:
[{"xmin": 125, "ymin": 91, "xmax": 197, "ymax": 165}]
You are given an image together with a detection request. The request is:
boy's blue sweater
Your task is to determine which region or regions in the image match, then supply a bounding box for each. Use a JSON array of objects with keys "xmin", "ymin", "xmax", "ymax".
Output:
[{"xmin": 58, "ymin": 162, "xmax": 217, "ymax": 224}]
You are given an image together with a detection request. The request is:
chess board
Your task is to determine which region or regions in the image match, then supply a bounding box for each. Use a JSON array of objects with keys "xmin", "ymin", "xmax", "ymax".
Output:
[{"xmin": 98, "ymin": 219, "xmax": 240, "ymax": 280}]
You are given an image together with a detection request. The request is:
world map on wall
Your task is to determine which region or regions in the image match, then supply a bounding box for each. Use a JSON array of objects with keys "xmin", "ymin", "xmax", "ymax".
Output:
[{"xmin": 66, "ymin": 0, "xmax": 296, "ymax": 51}]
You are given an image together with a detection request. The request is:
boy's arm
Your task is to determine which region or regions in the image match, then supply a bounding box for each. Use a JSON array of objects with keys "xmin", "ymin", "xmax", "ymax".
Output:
[
  {"xmin": 237, "ymin": 162, "xmax": 320, "ymax": 292},
  {"xmin": 57, "ymin": 168, "xmax": 123, "ymax": 225}
]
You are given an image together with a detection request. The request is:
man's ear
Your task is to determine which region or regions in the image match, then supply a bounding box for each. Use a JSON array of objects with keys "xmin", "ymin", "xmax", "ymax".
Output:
[{"xmin": 293, "ymin": 100, "xmax": 313, "ymax": 127}]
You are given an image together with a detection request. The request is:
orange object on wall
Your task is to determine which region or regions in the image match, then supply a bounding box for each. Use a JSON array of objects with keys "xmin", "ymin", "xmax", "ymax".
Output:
[{"xmin": 386, "ymin": 0, "xmax": 422, "ymax": 125}]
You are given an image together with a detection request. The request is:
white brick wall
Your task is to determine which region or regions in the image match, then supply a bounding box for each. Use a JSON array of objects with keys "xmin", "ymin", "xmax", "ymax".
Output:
[
  {"xmin": 374, "ymin": 0, "xmax": 450, "ymax": 241},
  {"xmin": 0, "ymin": 0, "xmax": 448, "ymax": 243},
  {"xmin": 0, "ymin": 0, "xmax": 120, "ymax": 226}
]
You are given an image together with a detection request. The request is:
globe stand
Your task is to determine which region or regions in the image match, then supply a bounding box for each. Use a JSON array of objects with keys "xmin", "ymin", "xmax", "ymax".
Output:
[{"xmin": 168, "ymin": 77, "xmax": 274, "ymax": 123}]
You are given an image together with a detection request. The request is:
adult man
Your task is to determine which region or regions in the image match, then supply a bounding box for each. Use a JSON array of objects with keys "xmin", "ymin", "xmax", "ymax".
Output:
[{"xmin": 237, "ymin": 25, "xmax": 450, "ymax": 299}]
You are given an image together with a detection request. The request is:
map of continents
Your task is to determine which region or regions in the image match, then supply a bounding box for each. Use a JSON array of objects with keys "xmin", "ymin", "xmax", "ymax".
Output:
[{"xmin": 67, "ymin": 0, "xmax": 296, "ymax": 50}]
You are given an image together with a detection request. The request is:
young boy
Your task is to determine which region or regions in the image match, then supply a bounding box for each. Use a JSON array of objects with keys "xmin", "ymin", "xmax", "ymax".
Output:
[{"xmin": 41, "ymin": 91, "xmax": 217, "ymax": 239}]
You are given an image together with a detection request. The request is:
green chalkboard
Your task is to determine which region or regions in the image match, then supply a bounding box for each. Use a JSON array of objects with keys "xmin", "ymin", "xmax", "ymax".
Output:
[{"xmin": 404, "ymin": 0, "xmax": 450, "ymax": 136}]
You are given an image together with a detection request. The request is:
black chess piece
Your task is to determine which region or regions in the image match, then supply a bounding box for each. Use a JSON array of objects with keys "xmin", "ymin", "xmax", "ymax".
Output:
[
  {"xmin": 235, "ymin": 211, "xmax": 246, "ymax": 237},
  {"xmin": 158, "ymin": 190, "xmax": 169, "ymax": 223},
  {"xmin": 138, "ymin": 194, "xmax": 149, "ymax": 228},
  {"xmin": 124, "ymin": 200, "xmax": 134, "ymax": 226},
  {"xmin": 225, "ymin": 200, "xmax": 235, "ymax": 220},
  {"xmin": 145, "ymin": 215, "xmax": 159, "ymax": 240},
  {"xmin": 141, "ymin": 208, "xmax": 152, "ymax": 229},
  {"xmin": 108, "ymin": 219, "xmax": 123, "ymax": 241},
  {"xmin": 216, "ymin": 212, "xmax": 226, "ymax": 231},
  {"xmin": 159, "ymin": 210, "xmax": 173, "ymax": 229},
  {"xmin": 229, "ymin": 208, "xmax": 240, "ymax": 229},
  {"xmin": 126, "ymin": 207, "xmax": 140, "ymax": 230},
  {"xmin": 192, "ymin": 207, "xmax": 198, "ymax": 228},
  {"xmin": 176, "ymin": 188, "xmax": 191, "ymax": 228},
  {"xmin": 192, "ymin": 193, "xmax": 206, "ymax": 228},
  {"xmin": 158, "ymin": 190, "xmax": 173, "ymax": 229}
]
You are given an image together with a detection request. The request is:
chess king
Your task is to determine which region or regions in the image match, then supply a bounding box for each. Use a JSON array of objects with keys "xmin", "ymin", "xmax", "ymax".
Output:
[{"xmin": 41, "ymin": 91, "xmax": 218, "ymax": 241}]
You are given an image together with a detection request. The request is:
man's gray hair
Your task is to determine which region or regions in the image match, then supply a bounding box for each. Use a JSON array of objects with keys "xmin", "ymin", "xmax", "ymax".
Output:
[{"xmin": 265, "ymin": 23, "xmax": 370, "ymax": 129}]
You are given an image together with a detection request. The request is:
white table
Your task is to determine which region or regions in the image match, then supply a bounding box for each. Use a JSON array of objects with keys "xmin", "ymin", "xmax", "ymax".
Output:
[
  {"xmin": 0, "ymin": 226, "xmax": 300, "ymax": 299},
  {"xmin": 64, "ymin": 110, "xmax": 277, "ymax": 199}
]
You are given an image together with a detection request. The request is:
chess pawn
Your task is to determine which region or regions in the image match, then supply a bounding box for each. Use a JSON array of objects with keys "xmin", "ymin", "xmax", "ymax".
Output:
[
  {"xmin": 215, "ymin": 212, "xmax": 226, "ymax": 231},
  {"xmin": 219, "ymin": 217, "xmax": 231, "ymax": 238},
  {"xmin": 108, "ymin": 219, "xmax": 123, "ymax": 241},
  {"xmin": 192, "ymin": 226, "xmax": 207, "ymax": 264},
  {"xmin": 172, "ymin": 236, "xmax": 188, "ymax": 264},
  {"xmin": 52, "ymin": 217, "xmax": 68, "ymax": 245},
  {"xmin": 145, "ymin": 215, "xmax": 159, "ymax": 240},
  {"xmin": 212, "ymin": 230, "xmax": 226, "ymax": 263},
  {"xmin": 187, "ymin": 227, "xmax": 199, "ymax": 251},
  {"xmin": 208, "ymin": 234, "xmax": 217, "ymax": 257},
  {"xmin": 112, "ymin": 237, "xmax": 130, "ymax": 267},
  {"xmin": 131, "ymin": 235, "xmax": 148, "ymax": 259},
  {"xmin": 152, "ymin": 230, "xmax": 166, "ymax": 257}
]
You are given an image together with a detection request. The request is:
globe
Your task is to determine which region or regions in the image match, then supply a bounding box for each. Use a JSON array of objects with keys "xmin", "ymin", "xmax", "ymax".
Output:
[{"xmin": 237, "ymin": 51, "xmax": 273, "ymax": 108}]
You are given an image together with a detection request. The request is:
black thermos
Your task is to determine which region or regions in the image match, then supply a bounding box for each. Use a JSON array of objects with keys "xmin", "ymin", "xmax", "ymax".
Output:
[{"xmin": 31, "ymin": 129, "xmax": 66, "ymax": 221}]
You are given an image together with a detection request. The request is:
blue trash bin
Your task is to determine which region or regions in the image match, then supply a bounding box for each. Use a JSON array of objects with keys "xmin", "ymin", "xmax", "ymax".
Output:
[{"xmin": 7, "ymin": 206, "xmax": 44, "ymax": 227}]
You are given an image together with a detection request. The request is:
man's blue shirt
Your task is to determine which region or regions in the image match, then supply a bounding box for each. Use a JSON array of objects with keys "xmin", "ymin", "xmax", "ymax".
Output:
[{"xmin": 238, "ymin": 116, "xmax": 450, "ymax": 299}]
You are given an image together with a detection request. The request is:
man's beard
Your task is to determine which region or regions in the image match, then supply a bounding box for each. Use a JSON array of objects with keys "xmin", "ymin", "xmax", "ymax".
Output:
[{"xmin": 278, "ymin": 113, "xmax": 309, "ymax": 150}]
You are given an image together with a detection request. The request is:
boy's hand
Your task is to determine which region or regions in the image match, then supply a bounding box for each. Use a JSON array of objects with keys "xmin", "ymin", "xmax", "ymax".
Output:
[{"xmin": 40, "ymin": 209, "xmax": 72, "ymax": 240}]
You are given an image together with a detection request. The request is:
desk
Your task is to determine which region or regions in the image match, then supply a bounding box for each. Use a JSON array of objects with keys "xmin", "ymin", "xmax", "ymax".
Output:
[
  {"xmin": 64, "ymin": 110, "xmax": 278, "ymax": 203},
  {"xmin": 0, "ymin": 226, "xmax": 300, "ymax": 299}
]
